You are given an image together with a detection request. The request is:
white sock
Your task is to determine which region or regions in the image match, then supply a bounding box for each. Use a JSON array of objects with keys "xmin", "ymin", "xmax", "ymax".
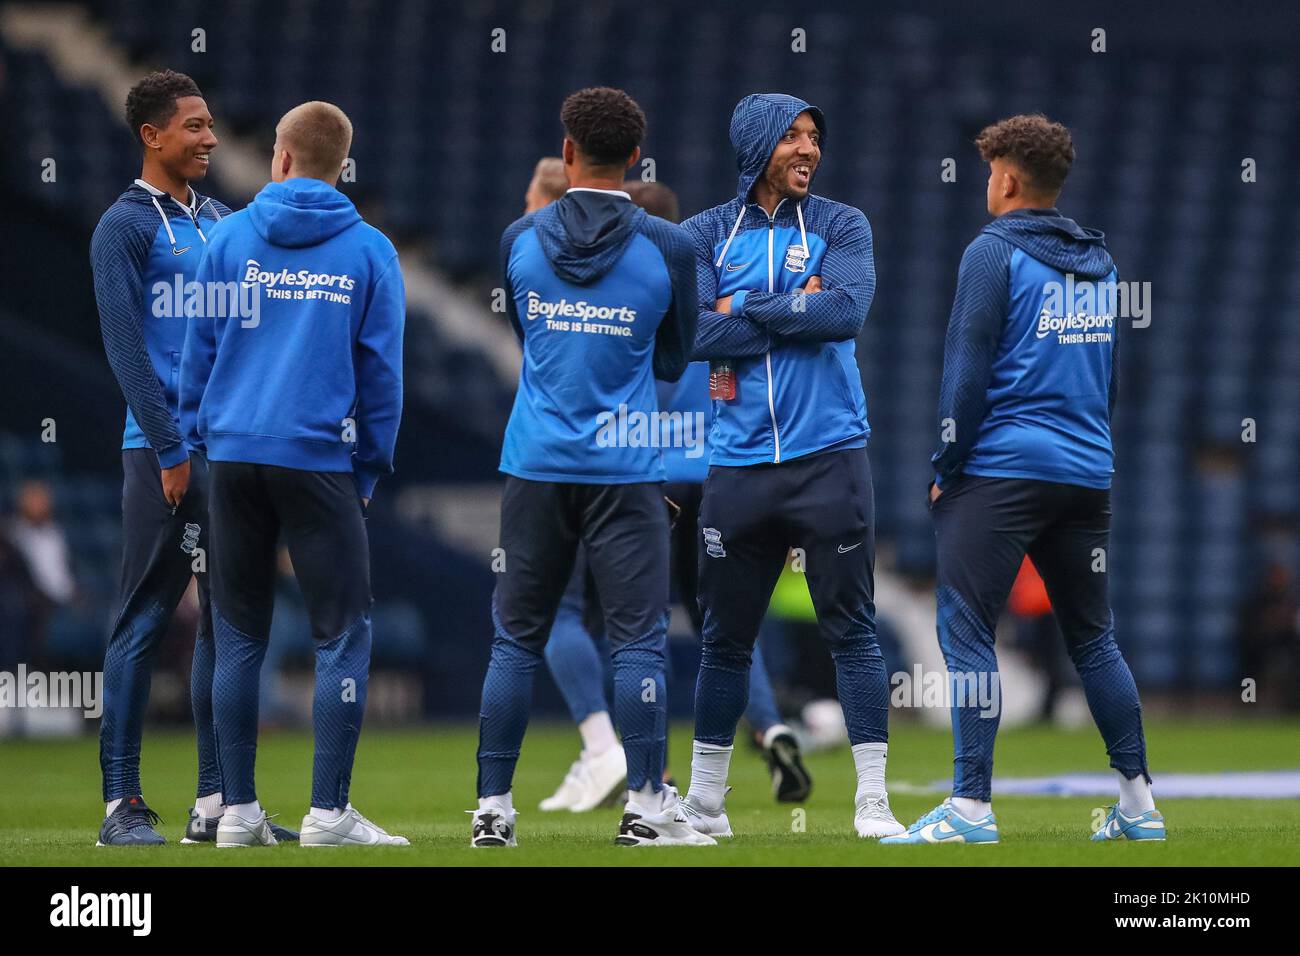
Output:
[
  {"xmin": 686, "ymin": 740, "xmax": 733, "ymax": 810},
  {"xmin": 851, "ymin": 741, "xmax": 888, "ymax": 803},
  {"xmin": 1117, "ymin": 773, "xmax": 1155, "ymax": 815},
  {"xmin": 478, "ymin": 792, "xmax": 514, "ymax": 814},
  {"xmin": 105, "ymin": 798, "xmax": 123, "ymax": 817},
  {"xmin": 951, "ymin": 796, "xmax": 992, "ymax": 820},
  {"xmin": 310, "ymin": 805, "xmax": 344, "ymax": 822},
  {"xmin": 228, "ymin": 800, "xmax": 261, "ymax": 819},
  {"xmin": 578, "ymin": 711, "xmax": 618, "ymax": 757},
  {"xmin": 628, "ymin": 780, "xmax": 665, "ymax": 812},
  {"xmin": 194, "ymin": 792, "xmax": 224, "ymax": 817}
]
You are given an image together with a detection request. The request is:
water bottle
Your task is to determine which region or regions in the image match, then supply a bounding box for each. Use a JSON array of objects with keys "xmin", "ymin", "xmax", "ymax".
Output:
[{"xmin": 709, "ymin": 359, "xmax": 736, "ymax": 401}]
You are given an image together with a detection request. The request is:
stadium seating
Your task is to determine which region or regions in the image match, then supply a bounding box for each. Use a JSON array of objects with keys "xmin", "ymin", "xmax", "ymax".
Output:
[{"xmin": 5, "ymin": 2, "xmax": 1300, "ymax": 692}]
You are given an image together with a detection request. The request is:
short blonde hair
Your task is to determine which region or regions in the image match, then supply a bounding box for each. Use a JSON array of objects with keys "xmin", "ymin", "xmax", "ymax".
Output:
[
  {"xmin": 276, "ymin": 101, "xmax": 353, "ymax": 181},
  {"xmin": 532, "ymin": 157, "xmax": 567, "ymax": 203}
]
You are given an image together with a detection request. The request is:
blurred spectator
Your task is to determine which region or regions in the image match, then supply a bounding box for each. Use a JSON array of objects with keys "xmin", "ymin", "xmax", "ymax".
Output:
[
  {"xmin": 1237, "ymin": 563, "xmax": 1300, "ymax": 712},
  {"xmin": 0, "ymin": 526, "xmax": 40, "ymax": 669},
  {"xmin": 7, "ymin": 480, "xmax": 76, "ymax": 606},
  {"xmin": 5, "ymin": 480, "xmax": 76, "ymax": 662}
]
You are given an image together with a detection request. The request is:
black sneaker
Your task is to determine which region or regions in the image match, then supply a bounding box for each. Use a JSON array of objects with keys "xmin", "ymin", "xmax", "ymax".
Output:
[
  {"xmin": 182, "ymin": 807, "xmax": 218, "ymax": 843},
  {"xmin": 97, "ymin": 796, "xmax": 166, "ymax": 846},
  {"xmin": 268, "ymin": 819, "xmax": 300, "ymax": 842},
  {"xmin": 183, "ymin": 807, "xmax": 300, "ymax": 843},
  {"xmin": 763, "ymin": 725, "xmax": 813, "ymax": 803}
]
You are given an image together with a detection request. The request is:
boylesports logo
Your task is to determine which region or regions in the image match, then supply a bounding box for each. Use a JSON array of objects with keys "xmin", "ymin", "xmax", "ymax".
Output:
[
  {"xmin": 1035, "ymin": 310, "xmax": 1115, "ymax": 343},
  {"xmin": 524, "ymin": 291, "xmax": 636, "ymax": 323},
  {"xmin": 242, "ymin": 259, "xmax": 356, "ymax": 291}
]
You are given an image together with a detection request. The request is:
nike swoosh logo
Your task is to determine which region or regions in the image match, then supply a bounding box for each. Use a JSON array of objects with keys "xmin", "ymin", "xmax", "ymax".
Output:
[
  {"xmin": 919, "ymin": 821, "xmax": 964, "ymax": 843},
  {"xmin": 837, "ymin": 542, "xmax": 862, "ymax": 553},
  {"xmin": 172, "ymin": 246, "xmax": 191, "ymax": 256},
  {"xmin": 724, "ymin": 261, "xmax": 750, "ymax": 272}
]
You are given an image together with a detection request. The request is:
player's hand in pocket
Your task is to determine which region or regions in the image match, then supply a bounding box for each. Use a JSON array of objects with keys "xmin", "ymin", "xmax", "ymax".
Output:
[{"xmin": 161, "ymin": 458, "xmax": 191, "ymax": 509}]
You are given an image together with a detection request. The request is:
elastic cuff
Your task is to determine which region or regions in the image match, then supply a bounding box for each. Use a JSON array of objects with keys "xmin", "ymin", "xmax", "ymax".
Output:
[
  {"xmin": 353, "ymin": 467, "xmax": 380, "ymax": 501},
  {"xmin": 156, "ymin": 442, "xmax": 189, "ymax": 469}
]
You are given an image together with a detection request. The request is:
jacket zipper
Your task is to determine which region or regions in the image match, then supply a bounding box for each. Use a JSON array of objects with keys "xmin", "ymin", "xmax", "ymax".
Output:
[{"xmin": 764, "ymin": 199, "xmax": 785, "ymax": 463}]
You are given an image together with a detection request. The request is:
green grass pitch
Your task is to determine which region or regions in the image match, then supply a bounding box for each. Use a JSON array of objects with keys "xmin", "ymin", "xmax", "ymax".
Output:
[{"xmin": 3, "ymin": 718, "xmax": 1297, "ymax": 866}]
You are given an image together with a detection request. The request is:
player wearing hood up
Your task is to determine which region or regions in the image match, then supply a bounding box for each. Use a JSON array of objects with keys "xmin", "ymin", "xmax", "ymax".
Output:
[
  {"xmin": 883, "ymin": 115, "xmax": 1163, "ymax": 845},
  {"xmin": 678, "ymin": 93, "xmax": 904, "ymax": 840}
]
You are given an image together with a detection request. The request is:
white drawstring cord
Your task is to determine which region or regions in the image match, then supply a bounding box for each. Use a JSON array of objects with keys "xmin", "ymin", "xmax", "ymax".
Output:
[
  {"xmin": 192, "ymin": 196, "xmax": 218, "ymax": 242},
  {"xmin": 796, "ymin": 202, "xmax": 808, "ymax": 257},
  {"xmin": 148, "ymin": 196, "xmax": 177, "ymax": 246},
  {"xmin": 715, "ymin": 203, "xmax": 748, "ymax": 268}
]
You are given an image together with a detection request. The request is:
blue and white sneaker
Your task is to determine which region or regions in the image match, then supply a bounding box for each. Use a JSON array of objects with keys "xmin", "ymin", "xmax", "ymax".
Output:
[
  {"xmin": 880, "ymin": 799, "xmax": 999, "ymax": 845},
  {"xmin": 1091, "ymin": 805, "xmax": 1166, "ymax": 842},
  {"xmin": 96, "ymin": 796, "xmax": 166, "ymax": 846}
]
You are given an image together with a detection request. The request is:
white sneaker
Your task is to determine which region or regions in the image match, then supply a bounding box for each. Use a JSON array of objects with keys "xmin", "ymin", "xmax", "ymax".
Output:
[
  {"xmin": 569, "ymin": 745, "xmax": 627, "ymax": 812},
  {"xmin": 539, "ymin": 758, "xmax": 585, "ymax": 811},
  {"xmin": 854, "ymin": 792, "xmax": 906, "ymax": 838},
  {"xmin": 300, "ymin": 804, "xmax": 410, "ymax": 846},
  {"xmin": 538, "ymin": 745, "xmax": 626, "ymax": 813},
  {"xmin": 216, "ymin": 807, "xmax": 279, "ymax": 847},
  {"xmin": 469, "ymin": 806, "xmax": 517, "ymax": 847},
  {"xmin": 616, "ymin": 786, "xmax": 717, "ymax": 847},
  {"xmin": 679, "ymin": 791, "xmax": 734, "ymax": 837}
]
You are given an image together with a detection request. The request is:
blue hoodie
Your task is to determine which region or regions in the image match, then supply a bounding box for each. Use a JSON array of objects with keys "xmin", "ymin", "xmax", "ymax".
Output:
[
  {"xmin": 498, "ymin": 188, "xmax": 697, "ymax": 483},
  {"xmin": 91, "ymin": 181, "xmax": 231, "ymax": 469},
  {"xmin": 180, "ymin": 178, "xmax": 405, "ymax": 499},
  {"xmin": 656, "ymin": 361, "xmax": 711, "ymax": 483},
  {"xmin": 931, "ymin": 208, "xmax": 1119, "ymax": 490},
  {"xmin": 681, "ymin": 93, "xmax": 876, "ymax": 467}
]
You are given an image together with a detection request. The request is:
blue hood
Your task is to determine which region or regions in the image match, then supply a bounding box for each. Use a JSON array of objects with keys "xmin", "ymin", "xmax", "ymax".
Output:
[
  {"xmin": 982, "ymin": 208, "xmax": 1114, "ymax": 280},
  {"xmin": 532, "ymin": 189, "xmax": 646, "ymax": 285},
  {"xmin": 246, "ymin": 178, "xmax": 361, "ymax": 248},
  {"xmin": 729, "ymin": 92, "xmax": 826, "ymax": 202}
]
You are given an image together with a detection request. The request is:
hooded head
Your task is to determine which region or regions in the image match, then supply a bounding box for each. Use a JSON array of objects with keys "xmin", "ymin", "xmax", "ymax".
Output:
[
  {"xmin": 729, "ymin": 93, "xmax": 826, "ymax": 204},
  {"xmin": 247, "ymin": 178, "xmax": 361, "ymax": 248}
]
